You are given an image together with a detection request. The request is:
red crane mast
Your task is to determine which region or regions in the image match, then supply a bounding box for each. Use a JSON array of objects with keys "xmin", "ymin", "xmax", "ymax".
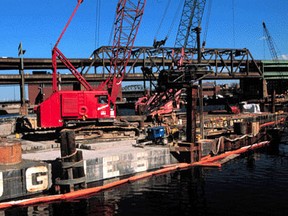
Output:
[{"xmin": 97, "ymin": 0, "xmax": 146, "ymax": 104}]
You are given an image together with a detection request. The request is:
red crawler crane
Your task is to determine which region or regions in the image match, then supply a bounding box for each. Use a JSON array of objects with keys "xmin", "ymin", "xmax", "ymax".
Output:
[{"xmin": 35, "ymin": 0, "xmax": 146, "ymax": 129}]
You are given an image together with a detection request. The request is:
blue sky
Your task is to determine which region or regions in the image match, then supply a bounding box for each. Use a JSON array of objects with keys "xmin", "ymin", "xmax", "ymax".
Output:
[{"xmin": 0, "ymin": 0, "xmax": 288, "ymax": 100}]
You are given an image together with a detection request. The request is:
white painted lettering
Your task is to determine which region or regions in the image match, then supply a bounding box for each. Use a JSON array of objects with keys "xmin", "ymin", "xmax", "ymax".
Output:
[
  {"xmin": 103, "ymin": 156, "xmax": 120, "ymax": 179},
  {"xmin": 26, "ymin": 166, "xmax": 49, "ymax": 193},
  {"xmin": 135, "ymin": 152, "xmax": 148, "ymax": 172}
]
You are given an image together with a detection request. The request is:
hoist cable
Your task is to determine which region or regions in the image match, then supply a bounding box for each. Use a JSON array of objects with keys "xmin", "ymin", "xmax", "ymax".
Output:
[
  {"xmin": 232, "ymin": 0, "xmax": 235, "ymax": 47},
  {"xmin": 154, "ymin": 0, "xmax": 171, "ymax": 39},
  {"xmin": 108, "ymin": 4, "xmax": 117, "ymax": 46},
  {"xmin": 167, "ymin": 0, "xmax": 184, "ymax": 39},
  {"xmin": 202, "ymin": 0, "xmax": 212, "ymax": 45},
  {"xmin": 94, "ymin": 0, "xmax": 101, "ymax": 48}
]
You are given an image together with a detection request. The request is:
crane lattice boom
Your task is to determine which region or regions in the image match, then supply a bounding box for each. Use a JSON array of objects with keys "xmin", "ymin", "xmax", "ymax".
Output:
[
  {"xmin": 262, "ymin": 21, "xmax": 280, "ymax": 61},
  {"xmin": 175, "ymin": 0, "xmax": 206, "ymax": 48},
  {"xmin": 97, "ymin": 0, "xmax": 146, "ymax": 104}
]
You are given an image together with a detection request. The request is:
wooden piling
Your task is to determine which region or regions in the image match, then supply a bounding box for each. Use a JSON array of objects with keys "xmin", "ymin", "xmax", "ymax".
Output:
[{"xmin": 57, "ymin": 130, "xmax": 86, "ymax": 193}]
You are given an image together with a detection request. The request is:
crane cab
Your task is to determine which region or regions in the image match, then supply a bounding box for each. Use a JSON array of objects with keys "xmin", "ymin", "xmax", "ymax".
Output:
[{"xmin": 36, "ymin": 90, "xmax": 115, "ymax": 128}]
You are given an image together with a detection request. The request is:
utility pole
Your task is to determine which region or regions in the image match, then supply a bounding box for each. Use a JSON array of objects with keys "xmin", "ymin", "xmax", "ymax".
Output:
[{"xmin": 18, "ymin": 42, "xmax": 27, "ymax": 115}]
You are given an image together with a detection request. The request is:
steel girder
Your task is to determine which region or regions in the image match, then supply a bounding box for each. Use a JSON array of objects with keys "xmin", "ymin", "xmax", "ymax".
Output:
[{"xmin": 86, "ymin": 46, "xmax": 262, "ymax": 79}]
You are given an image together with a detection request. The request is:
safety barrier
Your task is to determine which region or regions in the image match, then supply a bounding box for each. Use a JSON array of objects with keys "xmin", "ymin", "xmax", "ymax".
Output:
[{"xmin": 193, "ymin": 141, "xmax": 270, "ymax": 167}]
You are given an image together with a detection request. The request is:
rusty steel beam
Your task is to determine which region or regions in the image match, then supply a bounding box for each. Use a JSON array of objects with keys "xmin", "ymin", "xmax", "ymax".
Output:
[
  {"xmin": 0, "ymin": 72, "xmax": 264, "ymax": 85},
  {"xmin": 0, "ymin": 46, "xmax": 275, "ymax": 86},
  {"xmin": 0, "ymin": 46, "xmax": 262, "ymax": 73},
  {"xmin": 89, "ymin": 46, "xmax": 263, "ymax": 76}
]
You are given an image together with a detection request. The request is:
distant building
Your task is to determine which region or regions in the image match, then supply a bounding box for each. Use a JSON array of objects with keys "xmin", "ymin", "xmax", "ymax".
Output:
[{"xmin": 202, "ymin": 82, "xmax": 220, "ymax": 97}]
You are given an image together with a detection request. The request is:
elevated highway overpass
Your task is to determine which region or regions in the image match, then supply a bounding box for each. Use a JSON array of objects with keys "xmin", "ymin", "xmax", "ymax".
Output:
[
  {"xmin": 0, "ymin": 46, "xmax": 264, "ymax": 81},
  {"xmin": 0, "ymin": 46, "xmax": 287, "ymax": 100}
]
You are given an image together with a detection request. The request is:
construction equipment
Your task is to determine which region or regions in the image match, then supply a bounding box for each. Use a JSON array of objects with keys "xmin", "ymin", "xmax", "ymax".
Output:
[
  {"xmin": 262, "ymin": 22, "xmax": 281, "ymax": 61},
  {"xmin": 136, "ymin": 0, "xmax": 213, "ymax": 144},
  {"xmin": 175, "ymin": 0, "xmax": 207, "ymax": 49},
  {"xmin": 21, "ymin": 0, "xmax": 146, "ymax": 140},
  {"xmin": 134, "ymin": 126, "xmax": 167, "ymax": 147},
  {"xmin": 262, "ymin": 21, "xmax": 283, "ymax": 96},
  {"xmin": 136, "ymin": 0, "xmax": 208, "ymax": 116}
]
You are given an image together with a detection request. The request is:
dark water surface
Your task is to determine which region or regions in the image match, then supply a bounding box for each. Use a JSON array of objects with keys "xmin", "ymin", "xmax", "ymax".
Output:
[{"xmin": 5, "ymin": 132, "xmax": 288, "ymax": 216}]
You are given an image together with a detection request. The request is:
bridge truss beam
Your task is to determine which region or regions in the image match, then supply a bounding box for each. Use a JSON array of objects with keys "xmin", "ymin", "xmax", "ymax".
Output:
[{"xmin": 0, "ymin": 46, "xmax": 263, "ymax": 85}]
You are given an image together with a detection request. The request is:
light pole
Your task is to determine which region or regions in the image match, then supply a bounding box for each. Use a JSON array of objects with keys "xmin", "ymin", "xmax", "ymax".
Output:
[{"xmin": 18, "ymin": 42, "xmax": 27, "ymax": 115}]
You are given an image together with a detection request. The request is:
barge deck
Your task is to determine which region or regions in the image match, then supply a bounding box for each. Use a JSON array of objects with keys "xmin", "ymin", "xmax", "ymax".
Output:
[{"xmin": 0, "ymin": 111, "xmax": 286, "ymax": 203}]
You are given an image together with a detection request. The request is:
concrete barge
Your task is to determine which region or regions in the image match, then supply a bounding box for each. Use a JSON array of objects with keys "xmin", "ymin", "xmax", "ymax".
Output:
[
  {"xmin": 0, "ymin": 138, "xmax": 178, "ymax": 201},
  {"xmin": 0, "ymin": 111, "xmax": 286, "ymax": 202}
]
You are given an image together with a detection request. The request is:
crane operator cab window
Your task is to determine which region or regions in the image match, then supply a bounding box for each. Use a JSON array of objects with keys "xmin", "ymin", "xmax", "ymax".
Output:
[{"xmin": 98, "ymin": 95, "xmax": 108, "ymax": 104}]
